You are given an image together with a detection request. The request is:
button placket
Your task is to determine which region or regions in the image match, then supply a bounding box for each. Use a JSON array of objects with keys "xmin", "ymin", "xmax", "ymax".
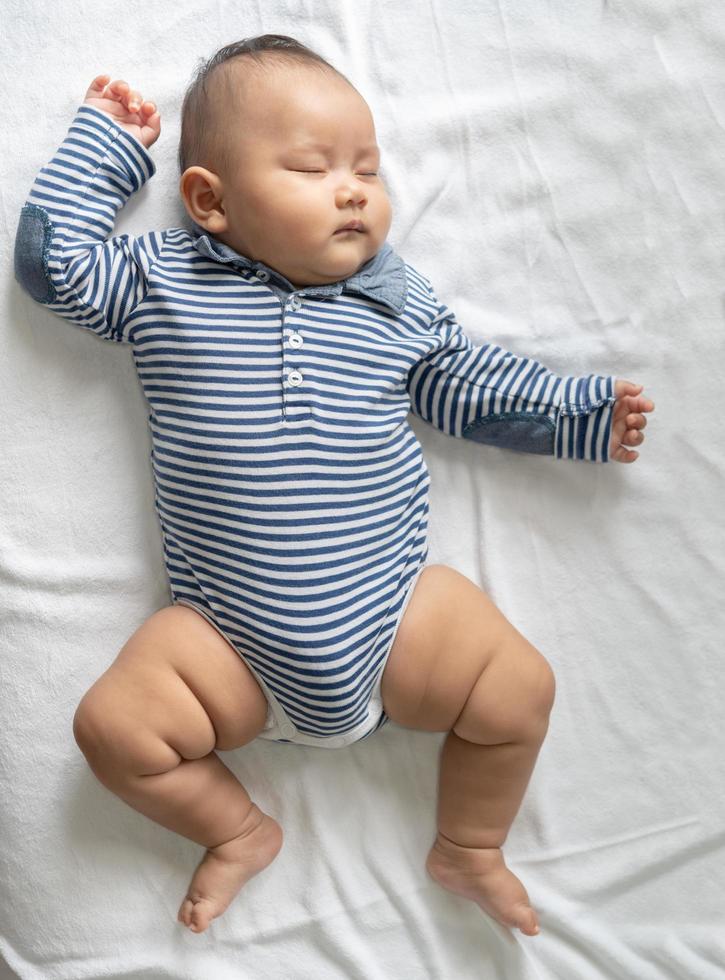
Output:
[{"xmin": 281, "ymin": 294, "xmax": 308, "ymax": 419}]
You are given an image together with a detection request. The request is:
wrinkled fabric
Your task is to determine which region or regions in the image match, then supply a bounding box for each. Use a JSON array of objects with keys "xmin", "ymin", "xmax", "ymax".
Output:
[{"xmin": 3, "ymin": 2, "xmax": 723, "ymax": 979}]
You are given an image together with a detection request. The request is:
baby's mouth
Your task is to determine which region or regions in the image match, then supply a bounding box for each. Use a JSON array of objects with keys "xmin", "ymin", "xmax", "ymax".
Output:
[{"xmin": 334, "ymin": 220, "xmax": 365, "ymax": 234}]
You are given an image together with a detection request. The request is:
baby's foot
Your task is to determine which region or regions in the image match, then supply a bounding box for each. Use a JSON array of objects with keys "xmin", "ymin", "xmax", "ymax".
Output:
[
  {"xmin": 425, "ymin": 833, "xmax": 540, "ymax": 936},
  {"xmin": 178, "ymin": 803, "xmax": 283, "ymax": 934}
]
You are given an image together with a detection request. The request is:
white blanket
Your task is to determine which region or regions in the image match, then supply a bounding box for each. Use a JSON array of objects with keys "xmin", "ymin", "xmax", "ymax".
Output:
[{"xmin": 2, "ymin": 1, "xmax": 724, "ymax": 978}]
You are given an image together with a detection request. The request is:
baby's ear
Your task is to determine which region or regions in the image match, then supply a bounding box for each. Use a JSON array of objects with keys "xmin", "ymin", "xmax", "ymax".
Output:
[{"xmin": 179, "ymin": 167, "xmax": 228, "ymax": 232}]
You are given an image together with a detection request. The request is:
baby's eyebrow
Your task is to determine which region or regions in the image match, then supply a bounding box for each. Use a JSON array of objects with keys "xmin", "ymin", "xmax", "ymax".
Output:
[{"xmin": 290, "ymin": 141, "xmax": 380, "ymax": 155}]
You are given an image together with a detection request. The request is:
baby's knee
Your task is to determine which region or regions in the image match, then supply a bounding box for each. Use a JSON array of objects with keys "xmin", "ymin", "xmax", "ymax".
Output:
[
  {"xmin": 525, "ymin": 654, "xmax": 556, "ymax": 727},
  {"xmin": 72, "ymin": 674, "xmax": 180, "ymax": 778},
  {"xmin": 453, "ymin": 645, "xmax": 556, "ymax": 745},
  {"xmin": 72, "ymin": 681, "xmax": 111, "ymax": 758}
]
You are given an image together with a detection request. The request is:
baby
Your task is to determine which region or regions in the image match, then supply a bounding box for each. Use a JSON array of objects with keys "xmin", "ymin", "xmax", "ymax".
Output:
[{"xmin": 15, "ymin": 34, "xmax": 654, "ymax": 938}]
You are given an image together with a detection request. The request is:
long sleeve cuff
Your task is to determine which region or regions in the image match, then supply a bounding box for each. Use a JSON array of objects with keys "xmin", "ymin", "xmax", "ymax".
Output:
[
  {"xmin": 555, "ymin": 374, "xmax": 617, "ymax": 462},
  {"xmin": 71, "ymin": 103, "xmax": 157, "ymax": 190}
]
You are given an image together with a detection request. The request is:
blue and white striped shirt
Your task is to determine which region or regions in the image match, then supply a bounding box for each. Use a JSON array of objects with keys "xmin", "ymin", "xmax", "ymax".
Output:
[{"xmin": 14, "ymin": 105, "xmax": 616, "ymax": 744}]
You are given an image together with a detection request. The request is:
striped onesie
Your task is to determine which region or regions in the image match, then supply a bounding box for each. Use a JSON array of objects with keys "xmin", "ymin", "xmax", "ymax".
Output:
[{"xmin": 14, "ymin": 105, "xmax": 617, "ymax": 749}]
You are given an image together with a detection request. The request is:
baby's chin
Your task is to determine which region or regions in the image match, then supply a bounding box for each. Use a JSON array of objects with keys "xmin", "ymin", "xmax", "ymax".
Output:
[{"xmin": 286, "ymin": 252, "xmax": 376, "ymax": 288}]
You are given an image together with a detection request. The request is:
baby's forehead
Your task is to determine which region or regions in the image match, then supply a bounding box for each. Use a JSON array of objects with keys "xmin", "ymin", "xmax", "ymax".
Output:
[
  {"xmin": 213, "ymin": 58, "xmax": 377, "ymax": 164},
  {"xmin": 226, "ymin": 58, "xmax": 370, "ymax": 121}
]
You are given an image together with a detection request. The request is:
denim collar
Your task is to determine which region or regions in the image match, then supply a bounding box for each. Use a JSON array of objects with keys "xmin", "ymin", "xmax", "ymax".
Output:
[{"xmin": 189, "ymin": 221, "xmax": 408, "ymax": 315}]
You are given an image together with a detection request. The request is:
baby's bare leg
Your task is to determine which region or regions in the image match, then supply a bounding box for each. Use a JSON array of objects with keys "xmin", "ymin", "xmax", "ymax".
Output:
[
  {"xmin": 381, "ymin": 565, "xmax": 555, "ymax": 937},
  {"xmin": 72, "ymin": 605, "xmax": 281, "ymax": 934}
]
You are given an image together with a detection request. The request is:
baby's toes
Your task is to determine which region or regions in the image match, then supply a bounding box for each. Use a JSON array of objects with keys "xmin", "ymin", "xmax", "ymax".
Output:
[
  {"xmin": 178, "ymin": 895, "xmax": 212, "ymax": 932},
  {"xmin": 189, "ymin": 898, "xmax": 216, "ymax": 933},
  {"xmin": 177, "ymin": 895, "xmax": 217, "ymax": 933},
  {"xmin": 178, "ymin": 897, "xmax": 193, "ymax": 927},
  {"xmin": 513, "ymin": 902, "xmax": 540, "ymax": 936}
]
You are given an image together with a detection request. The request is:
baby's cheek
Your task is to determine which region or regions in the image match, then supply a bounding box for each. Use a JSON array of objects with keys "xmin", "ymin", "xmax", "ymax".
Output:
[
  {"xmin": 281, "ymin": 195, "xmax": 322, "ymax": 236},
  {"xmin": 376, "ymin": 193, "xmax": 393, "ymax": 238}
]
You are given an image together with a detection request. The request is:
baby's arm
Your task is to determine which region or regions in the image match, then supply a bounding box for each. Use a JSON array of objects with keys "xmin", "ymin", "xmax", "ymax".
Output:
[
  {"xmin": 14, "ymin": 75, "xmax": 164, "ymax": 344},
  {"xmin": 408, "ymin": 280, "xmax": 654, "ymax": 463}
]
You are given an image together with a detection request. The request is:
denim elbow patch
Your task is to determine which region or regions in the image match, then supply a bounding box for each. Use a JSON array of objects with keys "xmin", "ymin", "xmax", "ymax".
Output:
[
  {"xmin": 462, "ymin": 412, "xmax": 556, "ymax": 455},
  {"xmin": 14, "ymin": 204, "xmax": 57, "ymax": 304}
]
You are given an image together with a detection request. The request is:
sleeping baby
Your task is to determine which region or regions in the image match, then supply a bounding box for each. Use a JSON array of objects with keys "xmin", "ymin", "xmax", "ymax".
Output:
[{"xmin": 14, "ymin": 34, "xmax": 654, "ymax": 938}]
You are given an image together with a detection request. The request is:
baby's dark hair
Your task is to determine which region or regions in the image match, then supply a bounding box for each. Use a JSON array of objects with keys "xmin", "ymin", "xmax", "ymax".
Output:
[{"xmin": 178, "ymin": 34, "xmax": 351, "ymax": 177}]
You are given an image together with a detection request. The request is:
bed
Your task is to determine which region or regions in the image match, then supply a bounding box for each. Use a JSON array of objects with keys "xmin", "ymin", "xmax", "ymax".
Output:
[{"xmin": 2, "ymin": 1, "xmax": 724, "ymax": 977}]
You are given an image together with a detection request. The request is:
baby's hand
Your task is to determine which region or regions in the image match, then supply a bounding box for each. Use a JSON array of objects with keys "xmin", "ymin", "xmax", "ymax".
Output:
[
  {"xmin": 82, "ymin": 74, "xmax": 161, "ymax": 149},
  {"xmin": 609, "ymin": 380, "xmax": 655, "ymax": 463}
]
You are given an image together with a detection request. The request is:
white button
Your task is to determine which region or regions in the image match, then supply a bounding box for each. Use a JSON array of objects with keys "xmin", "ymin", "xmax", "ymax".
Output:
[
  {"xmin": 287, "ymin": 370, "xmax": 303, "ymax": 386},
  {"xmin": 288, "ymin": 296, "xmax": 302, "ymax": 311},
  {"xmin": 256, "ymin": 269, "xmax": 270, "ymax": 281},
  {"xmin": 280, "ymin": 722, "xmax": 296, "ymax": 739},
  {"xmin": 289, "ymin": 333, "xmax": 303, "ymax": 348}
]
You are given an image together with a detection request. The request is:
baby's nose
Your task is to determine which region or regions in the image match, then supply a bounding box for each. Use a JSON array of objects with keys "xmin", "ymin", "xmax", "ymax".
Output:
[{"xmin": 336, "ymin": 181, "xmax": 368, "ymax": 208}]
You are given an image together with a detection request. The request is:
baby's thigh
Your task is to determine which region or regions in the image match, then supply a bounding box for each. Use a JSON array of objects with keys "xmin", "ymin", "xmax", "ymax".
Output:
[
  {"xmin": 381, "ymin": 564, "xmax": 551, "ymax": 735},
  {"xmin": 74, "ymin": 605, "xmax": 269, "ymax": 760}
]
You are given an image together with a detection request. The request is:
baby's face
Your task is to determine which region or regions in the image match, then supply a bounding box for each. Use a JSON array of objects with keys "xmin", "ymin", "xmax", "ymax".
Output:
[{"xmin": 210, "ymin": 69, "xmax": 392, "ymax": 288}]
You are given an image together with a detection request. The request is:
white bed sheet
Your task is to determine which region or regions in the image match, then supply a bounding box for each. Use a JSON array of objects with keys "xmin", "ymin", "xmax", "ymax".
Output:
[{"xmin": 2, "ymin": 1, "xmax": 724, "ymax": 977}]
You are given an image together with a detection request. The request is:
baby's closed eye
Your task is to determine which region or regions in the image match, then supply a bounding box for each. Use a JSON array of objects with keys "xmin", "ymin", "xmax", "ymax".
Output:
[{"xmin": 289, "ymin": 168, "xmax": 379, "ymax": 177}]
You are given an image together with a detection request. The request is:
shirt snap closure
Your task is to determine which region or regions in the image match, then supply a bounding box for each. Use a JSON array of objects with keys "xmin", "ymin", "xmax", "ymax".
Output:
[
  {"xmin": 289, "ymin": 333, "xmax": 303, "ymax": 348},
  {"xmin": 287, "ymin": 370, "xmax": 303, "ymax": 386},
  {"xmin": 256, "ymin": 269, "xmax": 270, "ymax": 281}
]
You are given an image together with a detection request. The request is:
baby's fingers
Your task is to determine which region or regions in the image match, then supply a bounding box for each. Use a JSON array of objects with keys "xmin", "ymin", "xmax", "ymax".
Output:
[
  {"xmin": 631, "ymin": 395, "xmax": 654, "ymax": 414},
  {"xmin": 623, "ymin": 427, "xmax": 645, "ymax": 447},
  {"xmin": 627, "ymin": 411, "xmax": 648, "ymax": 431},
  {"xmin": 611, "ymin": 444, "xmax": 640, "ymax": 464},
  {"xmin": 84, "ymin": 74, "xmax": 112, "ymax": 101},
  {"xmin": 106, "ymin": 79, "xmax": 143, "ymax": 111},
  {"xmin": 614, "ymin": 381, "xmax": 655, "ymax": 411},
  {"xmin": 614, "ymin": 379, "xmax": 643, "ymax": 399},
  {"xmin": 89, "ymin": 76, "xmax": 144, "ymax": 113}
]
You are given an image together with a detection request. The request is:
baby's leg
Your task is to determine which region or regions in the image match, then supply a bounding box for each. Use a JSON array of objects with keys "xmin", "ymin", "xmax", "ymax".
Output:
[
  {"xmin": 381, "ymin": 565, "xmax": 555, "ymax": 937},
  {"xmin": 72, "ymin": 605, "xmax": 282, "ymax": 934}
]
